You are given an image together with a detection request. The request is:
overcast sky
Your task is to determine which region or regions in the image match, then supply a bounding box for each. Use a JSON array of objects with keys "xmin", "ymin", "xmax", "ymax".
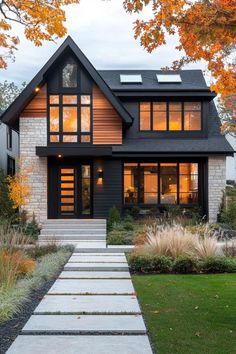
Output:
[{"xmin": 1, "ymin": 0, "xmax": 208, "ymax": 85}]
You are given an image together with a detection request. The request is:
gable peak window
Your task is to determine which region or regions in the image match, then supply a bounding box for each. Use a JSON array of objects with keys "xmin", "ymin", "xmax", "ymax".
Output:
[
  {"xmin": 62, "ymin": 62, "xmax": 77, "ymax": 88},
  {"xmin": 140, "ymin": 101, "xmax": 202, "ymax": 131}
]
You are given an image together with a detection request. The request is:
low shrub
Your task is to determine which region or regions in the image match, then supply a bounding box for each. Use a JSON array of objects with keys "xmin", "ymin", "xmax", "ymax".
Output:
[
  {"xmin": 219, "ymin": 201, "xmax": 236, "ymax": 229},
  {"xmin": 223, "ymin": 242, "xmax": 236, "ymax": 257},
  {"xmin": 200, "ymin": 257, "xmax": 236, "ymax": 273},
  {"xmin": 123, "ymin": 221, "xmax": 134, "ymax": 231},
  {"xmin": 128, "ymin": 253, "xmax": 155, "ymax": 273},
  {"xmin": 124, "ymin": 214, "xmax": 134, "ymax": 223},
  {"xmin": 173, "ymin": 256, "xmax": 198, "ymax": 274},
  {"xmin": 107, "ymin": 206, "xmax": 121, "ymax": 230},
  {"xmin": 107, "ymin": 230, "xmax": 128, "ymax": 245},
  {"xmin": 152, "ymin": 255, "xmax": 172, "ymax": 273},
  {"xmin": 23, "ymin": 214, "xmax": 39, "ymax": 240},
  {"xmin": 26, "ymin": 243, "xmax": 58, "ymax": 259}
]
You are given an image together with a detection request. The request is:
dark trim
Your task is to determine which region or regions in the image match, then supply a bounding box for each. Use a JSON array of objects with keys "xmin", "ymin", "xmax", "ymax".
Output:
[
  {"xmin": 112, "ymin": 152, "xmax": 234, "ymax": 157},
  {"xmin": 1, "ymin": 36, "xmax": 133, "ymax": 128},
  {"xmin": 6, "ymin": 126, "xmax": 12, "ymax": 150},
  {"xmin": 36, "ymin": 146, "xmax": 112, "ymax": 157},
  {"xmin": 114, "ymin": 91, "xmax": 216, "ymax": 98}
]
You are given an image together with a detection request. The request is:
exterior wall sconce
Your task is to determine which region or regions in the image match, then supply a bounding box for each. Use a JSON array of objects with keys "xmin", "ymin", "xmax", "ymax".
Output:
[
  {"xmin": 58, "ymin": 154, "xmax": 62, "ymax": 158},
  {"xmin": 35, "ymin": 87, "xmax": 40, "ymax": 92},
  {"xmin": 97, "ymin": 169, "xmax": 103, "ymax": 185}
]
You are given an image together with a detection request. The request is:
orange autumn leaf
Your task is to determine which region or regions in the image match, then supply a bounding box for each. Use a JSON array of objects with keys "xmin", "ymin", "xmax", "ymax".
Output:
[
  {"xmin": 0, "ymin": 0, "xmax": 79, "ymax": 68},
  {"xmin": 124, "ymin": 0, "xmax": 236, "ymax": 97}
]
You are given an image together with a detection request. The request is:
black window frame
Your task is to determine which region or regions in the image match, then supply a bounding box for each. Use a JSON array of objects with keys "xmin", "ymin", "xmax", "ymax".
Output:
[
  {"xmin": 7, "ymin": 126, "xmax": 12, "ymax": 150},
  {"xmin": 123, "ymin": 161, "xmax": 200, "ymax": 207},
  {"xmin": 7, "ymin": 155, "xmax": 15, "ymax": 176},
  {"xmin": 48, "ymin": 93, "xmax": 92, "ymax": 145},
  {"xmin": 139, "ymin": 101, "xmax": 203, "ymax": 132}
]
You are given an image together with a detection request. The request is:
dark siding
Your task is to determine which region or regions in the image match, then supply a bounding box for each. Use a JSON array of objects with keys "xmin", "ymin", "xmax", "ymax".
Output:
[{"xmin": 93, "ymin": 158, "xmax": 122, "ymax": 218}]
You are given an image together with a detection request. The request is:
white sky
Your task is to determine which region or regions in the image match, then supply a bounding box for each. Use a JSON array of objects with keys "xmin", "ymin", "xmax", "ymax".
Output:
[{"xmin": 0, "ymin": 0, "xmax": 208, "ymax": 85}]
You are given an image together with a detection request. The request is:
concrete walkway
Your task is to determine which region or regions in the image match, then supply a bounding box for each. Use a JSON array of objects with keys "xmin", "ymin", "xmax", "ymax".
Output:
[{"xmin": 6, "ymin": 248, "xmax": 153, "ymax": 354}]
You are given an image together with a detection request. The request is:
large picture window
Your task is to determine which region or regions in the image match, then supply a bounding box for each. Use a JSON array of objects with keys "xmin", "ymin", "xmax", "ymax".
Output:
[
  {"xmin": 123, "ymin": 162, "xmax": 199, "ymax": 206},
  {"xmin": 48, "ymin": 94, "xmax": 91, "ymax": 144},
  {"xmin": 140, "ymin": 102, "xmax": 202, "ymax": 131}
]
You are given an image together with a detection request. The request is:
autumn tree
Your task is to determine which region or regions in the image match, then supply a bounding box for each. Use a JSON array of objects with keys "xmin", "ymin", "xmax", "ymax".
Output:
[
  {"xmin": 0, "ymin": 80, "xmax": 26, "ymax": 111},
  {"xmin": 0, "ymin": 0, "xmax": 79, "ymax": 68},
  {"xmin": 219, "ymin": 94, "xmax": 236, "ymax": 135},
  {"xmin": 123, "ymin": 0, "xmax": 236, "ymax": 96},
  {"xmin": 7, "ymin": 159, "xmax": 33, "ymax": 210}
]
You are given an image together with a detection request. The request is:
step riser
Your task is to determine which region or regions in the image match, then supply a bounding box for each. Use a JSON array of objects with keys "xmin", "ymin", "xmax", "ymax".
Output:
[
  {"xmin": 43, "ymin": 223, "xmax": 106, "ymax": 230},
  {"xmin": 40, "ymin": 230, "xmax": 106, "ymax": 235},
  {"xmin": 43, "ymin": 220, "xmax": 106, "ymax": 224},
  {"xmin": 38, "ymin": 241, "xmax": 106, "ymax": 248},
  {"xmin": 39, "ymin": 236, "xmax": 106, "ymax": 241}
]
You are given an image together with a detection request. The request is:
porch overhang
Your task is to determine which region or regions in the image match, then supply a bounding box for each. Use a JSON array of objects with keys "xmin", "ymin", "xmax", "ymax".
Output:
[{"xmin": 36, "ymin": 146, "xmax": 112, "ymax": 157}]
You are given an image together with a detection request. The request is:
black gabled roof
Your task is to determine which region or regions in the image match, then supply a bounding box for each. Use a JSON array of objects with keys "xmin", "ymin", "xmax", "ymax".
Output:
[
  {"xmin": 99, "ymin": 70, "xmax": 216, "ymax": 98},
  {"xmin": 1, "ymin": 36, "xmax": 133, "ymax": 128}
]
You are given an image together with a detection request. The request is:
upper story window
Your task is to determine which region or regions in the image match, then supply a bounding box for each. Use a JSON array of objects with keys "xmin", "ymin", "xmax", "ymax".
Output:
[
  {"xmin": 49, "ymin": 94, "xmax": 91, "ymax": 144},
  {"xmin": 62, "ymin": 63, "xmax": 77, "ymax": 88},
  {"xmin": 7, "ymin": 126, "xmax": 12, "ymax": 150},
  {"xmin": 140, "ymin": 102, "xmax": 202, "ymax": 131}
]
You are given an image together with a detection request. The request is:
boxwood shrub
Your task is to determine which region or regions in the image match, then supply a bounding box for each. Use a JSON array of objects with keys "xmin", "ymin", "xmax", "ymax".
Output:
[
  {"xmin": 200, "ymin": 256, "xmax": 236, "ymax": 273},
  {"xmin": 173, "ymin": 256, "xmax": 198, "ymax": 274},
  {"xmin": 128, "ymin": 253, "xmax": 236, "ymax": 274}
]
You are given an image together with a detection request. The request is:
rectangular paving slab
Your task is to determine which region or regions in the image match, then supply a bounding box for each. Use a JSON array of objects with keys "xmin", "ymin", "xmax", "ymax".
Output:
[
  {"xmin": 64, "ymin": 262, "xmax": 129, "ymax": 271},
  {"xmin": 48, "ymin": 279, "xmax": 135, "ymax": 295},
  {"xmin": 59, "ymin": 271, "xmax": 131, "ymax": 279},
  {"xmin": 6, "ymin": 335, "xmax": 153, "ymax": 354},
  {"xmin": 34, "ymin": 295, "xmax": 141, "ymax": 314},
  {"xmin": 73, "ymin": 253, "xmax": 125, "ymax": 256},
  {"xmin": 22, "ymin": 314, "xmax": 146, "ymax": 334},
  {"xmin": 68, "ymin": 255, "xmax": 127, "ymax": 263}
]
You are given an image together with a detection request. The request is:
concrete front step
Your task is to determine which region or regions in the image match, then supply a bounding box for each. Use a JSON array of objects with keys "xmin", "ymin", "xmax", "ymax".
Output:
[
  {"xmin": 64, "ymin": 262, "xmax": 129, "ymax": 271},
  {"xmin": 6, "ymin": 335, "xmax": 153, "ymax": 354},
  {"xmin": 74, "ymin": 246, "xmax": 134, "ymax": 253},
  {"xmin": 38, "ymin": 241, "xmax": 107, "ymax": 248},
  {"xmin": 68, "ymin": 255, "xmax": 127, "ymax": 263},
  {"xmin": 40, "ymin": 229, "xmax": 106, "ymax": 235},
  {"xmin": 48, "ymin": 279, "xmax": 135, "ymax": 295},
  {"xmin": 39, "ymin": 235, "xmax": 106, "ymax": 241},
  {"xmin": 22, "ymin": 314, "xmax": 146, "ymax": 334},
  {"xmin": 42, "ymin": 224, "xmax": 106, "ymax": 229},
  {"xmin": 34, "ymin": 295, "xmax": 141, "ymax": 314},
  {"xmin": 59, "ymin": 271, "xmax": 131, "ymax": 279}
]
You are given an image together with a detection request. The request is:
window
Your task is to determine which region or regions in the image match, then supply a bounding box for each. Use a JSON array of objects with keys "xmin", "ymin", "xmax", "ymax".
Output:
[
  {"xmin": 48, "ymin": 95, "xmax": 91, "ymax": 144},
  {"xmin": 7, "ymin": 127, "xmax": 12, "ymax": 150},
  {"xmin": 123, "ymin": 162, "xmax": 199, "ymax": 206},
  {"xmin": 7, "ymin": 156, "xmax": 15, "ymax": 176},
  {"xmin": 124, "ymin": 163, "xmax": 138, "ymax": 204},
  {"xmin": 140, "ymin": 102, "xmax": 202, "ymax": 131},
  {"xmin": 140, "ymin": 103, "xmax": 151, "ymax": 130},
  {"xmin": 184, "ymin": 102, "xmax": 201, "ymax": 130},
  {"xmin": 62, "ymin": 63, "xmax": 77, "ymax": 88}
]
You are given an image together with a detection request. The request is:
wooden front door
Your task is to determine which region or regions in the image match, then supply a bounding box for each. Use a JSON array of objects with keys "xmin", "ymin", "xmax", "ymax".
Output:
[{"xmin": 58, "ymin": 164, "xmax": 91, "ymax": 218}]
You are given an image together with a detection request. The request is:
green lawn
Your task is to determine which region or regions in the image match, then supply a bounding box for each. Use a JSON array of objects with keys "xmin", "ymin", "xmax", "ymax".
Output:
[{"xmin": 132, "ymin": 274, "xmax": 236, "ymax": 354}]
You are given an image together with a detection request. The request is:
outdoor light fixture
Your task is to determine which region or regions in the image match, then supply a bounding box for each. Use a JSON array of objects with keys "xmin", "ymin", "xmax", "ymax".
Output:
[
  {"xmin": 58, "ymin": 154, "xmax": 62, "ymax": 158},
  {"xmin": 35, "ymin": 87, "xmax": 40, "ymax": 92},
  {"xmin": 97, "ymin": 169, "xmax": 103, "ymax": 185}
]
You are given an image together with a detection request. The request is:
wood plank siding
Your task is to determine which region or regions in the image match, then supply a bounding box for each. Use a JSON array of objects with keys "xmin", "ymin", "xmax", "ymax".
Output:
[
  {"xmin": 21, "ymin": 85, "xmax": 47, "ymax": 118},
  {"xmin": 92, "ymin": 85, "xmax": 122, "ymax": 144}
]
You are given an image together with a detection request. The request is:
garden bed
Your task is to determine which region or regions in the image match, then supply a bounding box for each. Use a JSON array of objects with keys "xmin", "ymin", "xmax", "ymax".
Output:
[{"xmin": 0, "ymin": 247, "xmax": 72, "ymax": 354}]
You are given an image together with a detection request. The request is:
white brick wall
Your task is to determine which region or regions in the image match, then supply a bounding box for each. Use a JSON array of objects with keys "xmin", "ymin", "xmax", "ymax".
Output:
[
  {"xmin": 19, "ymin": 117, "xmax": 47, "ymax": 224},
  {"xmin": 208, "ymin": 156, "xmax": 226, "ymax": 223}
]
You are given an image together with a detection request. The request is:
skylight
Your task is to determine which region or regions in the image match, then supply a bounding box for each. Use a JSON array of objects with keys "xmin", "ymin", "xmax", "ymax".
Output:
[
  {"xmin": 156, "ymin": 74, "xmax": 182, "ymax": 83},
  {"xmin": 120, "ymin": 74, "xmax": 142, "ymax": 84}
]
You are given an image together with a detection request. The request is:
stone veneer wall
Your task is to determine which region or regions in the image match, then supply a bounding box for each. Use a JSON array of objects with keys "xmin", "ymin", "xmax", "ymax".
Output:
[
  {"xmin": 19, "ymin": 117, "xmax": 47, "ymax": 224},
  {"xmin": 208, "ymin": 156, "xmax": 226, "ymax": 223}
]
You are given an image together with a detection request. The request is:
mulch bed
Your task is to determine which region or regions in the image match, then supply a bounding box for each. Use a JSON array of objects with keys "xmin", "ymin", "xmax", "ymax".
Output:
[{"xmin": 0, "ymin": 268, "xmax": 63, "ymax": 354}]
